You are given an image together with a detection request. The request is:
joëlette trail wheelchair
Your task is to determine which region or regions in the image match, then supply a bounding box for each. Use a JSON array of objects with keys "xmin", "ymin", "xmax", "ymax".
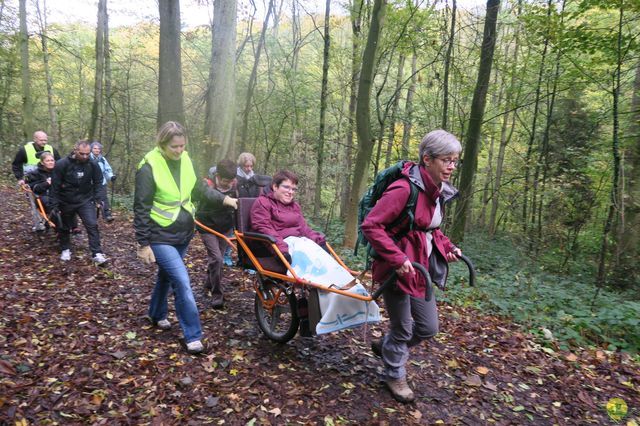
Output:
[
  {"xmin": 21, "ymin": 185, "xmax": 59, "ymax": 231},
  {"xmin": 195, "ymin": 197, "xmax": 475, "ymax": 343}
]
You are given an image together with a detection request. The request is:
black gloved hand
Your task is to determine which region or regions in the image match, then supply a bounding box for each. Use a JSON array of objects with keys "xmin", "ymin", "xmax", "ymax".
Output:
[
  {"xmin": 283, "ymin": 252, "xmax": 292, "ymax": 265},
  {"xmin": 111, "ymin": 175, "xmax": 117, "ymax": 182}
]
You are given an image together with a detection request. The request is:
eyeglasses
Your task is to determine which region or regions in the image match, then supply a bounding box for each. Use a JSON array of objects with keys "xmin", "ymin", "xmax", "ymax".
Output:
[
  {"xmin": 279, "ymin": 184, "xmax": 298, "ymax": 193},
  {"xmin": 438, "ymin": 157, "xmax": 460, "ymax": 167}
]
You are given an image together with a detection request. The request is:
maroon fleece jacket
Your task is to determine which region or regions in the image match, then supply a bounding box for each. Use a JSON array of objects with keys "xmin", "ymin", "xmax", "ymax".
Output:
[
  {"xmin": 361, "ymin": 163, "xmax": 456, "ymax": 298},
  {"xmin": 249, "ymin": 192, "xmax": 326, "ymax": 255}
]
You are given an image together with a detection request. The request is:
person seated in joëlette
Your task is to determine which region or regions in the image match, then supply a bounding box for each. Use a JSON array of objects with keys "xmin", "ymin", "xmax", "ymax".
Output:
[
  {"xmin": 248, "ymin": 170, "xmax": 325, "ymax": 265},
  {"xmin": 24, "ymin": 151, "xmax": 56, "ymax": 215}
]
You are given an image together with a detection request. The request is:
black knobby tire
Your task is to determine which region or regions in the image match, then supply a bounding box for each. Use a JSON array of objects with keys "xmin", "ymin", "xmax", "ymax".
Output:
[{"xmin": 254, "ymin": 280, "xmax": 299, "ymax": 343}]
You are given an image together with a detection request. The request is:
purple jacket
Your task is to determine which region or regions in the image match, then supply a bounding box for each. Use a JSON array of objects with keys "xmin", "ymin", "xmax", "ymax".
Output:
[
  {"xmin": 249, "ymin": 192, "xmax": 326, "ymax": 255},
  {"xmin": 361, "ymin": 162, "xmax": 457, "ymax": 298}
]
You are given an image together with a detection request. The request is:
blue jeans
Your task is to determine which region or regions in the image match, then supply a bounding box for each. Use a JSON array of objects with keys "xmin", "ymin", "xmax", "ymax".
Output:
[{"xmin": 149, "ymin": 243, "xmax": 203, "ymax": 343}]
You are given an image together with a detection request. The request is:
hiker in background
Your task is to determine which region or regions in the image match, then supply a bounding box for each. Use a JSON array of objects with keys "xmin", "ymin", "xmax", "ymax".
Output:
[
  {"xmin": 12, "ymin": 131, "xmax": 60, "ymax": 184},
  {"xmin": 225, "ymin": 152, "xmax": 270, "ymax": 266},
  {"xmin": 360, "ymin": 129, "xmax": 463, "ymax": 403},
  {"xmin": 90, "ymin": 141, "xmax": 116, "ymax": 222},
  {"xmin": 12, "ymin": 131, "xmax": 61, "ymax": 232},
  {"xmin": 134, "ymin": 121, "xmax": 204, "ymax": 354},
  {"xmin": 50, "ymin": 140, "xmax": 108, "ymax": 265},
  {"xmin": 236, "ymin": 152, "xmax": 271, "ymax": 198},
  {"xmin": 195, "ymin": 159, "xmax": 238, "ymax": 309}
]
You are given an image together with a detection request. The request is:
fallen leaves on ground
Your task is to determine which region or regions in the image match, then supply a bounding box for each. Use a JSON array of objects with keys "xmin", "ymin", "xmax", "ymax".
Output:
[{"xmin": 0, "ymin": 183, "xmax": 638, "ymax": 424}]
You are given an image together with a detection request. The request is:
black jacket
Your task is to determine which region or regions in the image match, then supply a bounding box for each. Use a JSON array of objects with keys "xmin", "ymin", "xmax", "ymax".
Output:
[
  {"xmin": 25, "ymin": 164, "xmax": 53, "ymax": 197},
  {"xmin": 12, "ymin": 144, "xmax": 61, "ymax": 180},
  {"xmin": 237, "ymin": 174, "xmax": 272, "ymax": 198},
  {"xmin": 195, "ymin": 177, "xmax": 237, "ymax": 233},
  {"xmin": 50, "ymin": 154, "xmax": 102, "ymax": 212},
  {"xmin": 134, "ymin": 161, "xmax": 195, "ymax": 247}
]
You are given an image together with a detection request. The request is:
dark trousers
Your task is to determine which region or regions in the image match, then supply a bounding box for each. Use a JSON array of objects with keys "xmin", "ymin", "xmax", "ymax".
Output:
[
  {"xmin": 200, "ymin": 232, "xmax": 228, "ymax": 305},
  {"xmin": 59, "ymin": 201, "xmax": 103, "ymax": 255},
  {"xmin": 96, "ymin": 184, "xmax": 112, "ymax": 218}
]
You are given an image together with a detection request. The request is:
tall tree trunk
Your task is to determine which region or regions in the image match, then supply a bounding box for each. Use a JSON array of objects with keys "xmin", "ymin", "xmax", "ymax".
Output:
[
  {"xmin": 287, "ymin": 0, "xmax": 302, "ymax": 175},
  {"xmin": 489, "ymin": 0, "xmax": 521, "ymax": 237},
  {"xmin": 340, "ymin": 0, "xmax": 363, "ymax": 220},
  {"xmin": 19, "ymin": 0, "xmax": 33, "ymax": 139},
  {"xmin": 34, "ymin": 0, "xmax": 59, "ymax": 146},
  {"xmin": 157, "ymin": 0, "xmax": 185, "ymax": 127},
  {"xmin": 343, "ymin": 0, "xmax": 386, "ymax": 248},
  {"xmin": 384, "ymin": 54, "xmax": 405, "ymax": 168},
  {"xmin": 205, "ymin": 0, "xmax": 237, "ymax": 165},
  {"xmin": 534, "ymin": 0, "xmax": 565, "ymax": 252},
  {"xmin": 89, "ymin": 0, "xmax": 107, "ymax": 141},
  {"xmin": 596, "ymin": 4, "xmax": 624, "ymax": 288},
  {"xmin": 450, "ymin": 0, "xmax": 499, "ymax": 242},
  {"xmin": 103, "ymin": 6, "xmax": 114, "ymax": 151},
  {"xmin": 314, "ymin": 0, "xmax": 331, "ymax": 219},
  {"xmin": 522, "ymin": 0, "xmax": 551, "ymax": 235},
  {"xmin": 441, "ymin": 0, "xmax": 456, "ymax": 130},
  {"xmin": 614, "ymin": 60, "xmax": 640, "ymax": 286},
  {"xmin": 239, "ymin": 0, "xmax": 274, "ymax": 152},
  {"xmin": 401, "ymin": 52, "xmax": 417, "ymax": 159},
  {"xmin": 479, "ymin": 78, "xmax": 500, "ymax": 228}
]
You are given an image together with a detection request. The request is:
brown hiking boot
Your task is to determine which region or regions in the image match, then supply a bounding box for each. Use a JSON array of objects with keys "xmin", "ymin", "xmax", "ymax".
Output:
[{"xmin": 385, "ymin": 377, "xmax": 415, "ymax": 403}]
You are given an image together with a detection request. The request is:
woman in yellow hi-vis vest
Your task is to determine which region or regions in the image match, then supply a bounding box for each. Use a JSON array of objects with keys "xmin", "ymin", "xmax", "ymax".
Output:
[{"xmin": 133, "ymin": 121, "xmax": 204, "ymax": 354}]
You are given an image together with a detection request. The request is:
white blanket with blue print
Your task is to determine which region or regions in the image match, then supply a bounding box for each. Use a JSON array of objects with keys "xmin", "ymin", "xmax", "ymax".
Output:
[{"xmin": 284, "ymin": 236, "xmax": 380, "ymax": 334}]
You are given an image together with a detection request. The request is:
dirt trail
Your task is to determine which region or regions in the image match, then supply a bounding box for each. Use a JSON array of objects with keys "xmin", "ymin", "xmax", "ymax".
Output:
[{"xmin": 0, "ymin": 183, "xmax": 638, "ymax": 425}]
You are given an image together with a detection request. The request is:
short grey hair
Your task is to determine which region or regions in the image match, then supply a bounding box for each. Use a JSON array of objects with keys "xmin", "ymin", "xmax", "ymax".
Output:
[
  {"xmin": 419, "ymin": 129, "xmax": 462, "ymax": 165},
  {"xmin": 237, "ymin": 152, "xmax": 256, "ymax": 166}
]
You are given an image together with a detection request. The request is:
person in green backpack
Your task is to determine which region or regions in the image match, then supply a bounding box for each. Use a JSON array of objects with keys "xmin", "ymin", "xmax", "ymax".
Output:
[
  {"xmin": 134, "ymin": 121, "xmax": 204, "ymax": 354},
  {"xmin": 361, "ymin": 129, "xmax": 463, "ymax": 403}
]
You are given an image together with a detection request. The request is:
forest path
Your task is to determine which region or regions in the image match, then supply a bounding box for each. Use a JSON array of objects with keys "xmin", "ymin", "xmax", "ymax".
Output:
[{"xmin": 0, "ymin": 183, "xmax": 637, "ymax": 425}]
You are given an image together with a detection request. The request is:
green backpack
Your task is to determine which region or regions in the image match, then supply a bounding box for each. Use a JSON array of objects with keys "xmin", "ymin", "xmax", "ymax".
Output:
[{"xmin": 355, "ymin": 161, "xmax": 419, "ymax": 261}]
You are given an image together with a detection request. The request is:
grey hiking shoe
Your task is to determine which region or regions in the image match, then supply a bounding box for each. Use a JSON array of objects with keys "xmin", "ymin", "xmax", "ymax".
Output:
[
  {"xmin": 156, "ymin": 319, "xmax": 171, "ymax": 330},
  {"xmin": 385, "ymin": 376, "xmax": 415, "ymax": 403},
  {"xmin": 186, "ymin": 340, "xmax": 204, "ymax": 354},
  {"xmin": 60, "ymin": 249, "xmax": 71, "ymax": 262},
  {"xmin": 92, "ymin": 253, "xmax": 108, "ymax": 266}
]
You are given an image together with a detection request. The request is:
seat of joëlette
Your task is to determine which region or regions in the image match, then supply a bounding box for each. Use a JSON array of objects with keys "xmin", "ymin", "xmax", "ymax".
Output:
[{"xmin": 235, "ymin": 197, "xmax": 287, "ymax": 274}]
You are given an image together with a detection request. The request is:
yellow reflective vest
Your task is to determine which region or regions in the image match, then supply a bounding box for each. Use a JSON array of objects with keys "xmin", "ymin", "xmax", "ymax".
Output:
[
  {"xmin": 24, "ymin": 142, "xmax": 54, "ymax": 168},
  {"xmin": 138, "ymin": 147, "xmax": 196, "ymax": 227}
]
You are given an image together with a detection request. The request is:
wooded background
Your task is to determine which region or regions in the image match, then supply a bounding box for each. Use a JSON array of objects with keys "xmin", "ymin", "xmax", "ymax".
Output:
[{"xmin": 0, "ymin": 0, "xmax": 638, "ymax": 294}]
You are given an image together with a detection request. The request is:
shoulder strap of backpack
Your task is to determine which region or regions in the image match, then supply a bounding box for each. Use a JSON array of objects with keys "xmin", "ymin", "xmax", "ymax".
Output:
[
  {"xmin": 387, "ymin": 181, "xmax": 419, "ymax": 241},
  {"xmin": 388, "ymin": 181, "xmax": 418, "ymax": 235}
]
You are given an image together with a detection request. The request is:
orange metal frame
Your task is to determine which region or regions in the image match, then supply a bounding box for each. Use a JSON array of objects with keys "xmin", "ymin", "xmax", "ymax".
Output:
[
  {"xmin": 21, "ymin": 185, "xmax": 56, "ymax": 229},
  {"xmin": 194, "ymin": 219, "xmax": 375, "ymax": 302}
]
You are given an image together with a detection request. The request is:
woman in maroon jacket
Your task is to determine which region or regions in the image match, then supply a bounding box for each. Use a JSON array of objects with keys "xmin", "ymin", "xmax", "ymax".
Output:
[
  {"xmin": 249, "ymin": 170, "xmax": 325, "ymax": 263},
  {"xmin": 361, "ymin": 129, "xmax": 463, "ymax": 403}
]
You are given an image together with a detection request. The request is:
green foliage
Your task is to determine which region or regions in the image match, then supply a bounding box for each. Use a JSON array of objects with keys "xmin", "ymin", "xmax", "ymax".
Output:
[{"xmin": 443, "ymin": 233, "xmax": 640, "ymax": 353}]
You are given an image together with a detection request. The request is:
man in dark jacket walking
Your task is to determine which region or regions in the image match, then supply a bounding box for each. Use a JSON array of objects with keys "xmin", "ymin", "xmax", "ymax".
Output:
[
  {"xmin": 50, "ymin": 140, "xmax": 108, "ymax": 265},
  {"xmin": 195, "ymin": 159, "xmax": 238, "ymax": 309}
]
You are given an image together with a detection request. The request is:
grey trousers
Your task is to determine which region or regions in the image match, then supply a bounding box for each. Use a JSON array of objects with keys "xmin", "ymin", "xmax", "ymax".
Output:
[
  {"xmin": 26, "ymin": 192, "xmax": 44, "ymax": 230},
  {"xmin": 200, "ymin": 232, "xmax": 228, "ymax": 304},
  {"xmin": 381, "ymin": 287, "xmax": 439, "ymax": 380}
]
